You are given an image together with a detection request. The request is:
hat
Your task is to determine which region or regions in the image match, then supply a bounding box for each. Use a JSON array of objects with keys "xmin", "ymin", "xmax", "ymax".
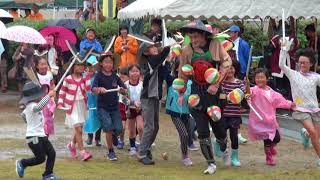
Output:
[
  {"xmin": 229, "ymin": 25, "xmax": 240, "ymax": 32},
  {"xmin": 19, "ymin": 81, "xmax": 46, "ymax": 105},
  {"xmin": 86, "ymin": 28, "xmax": 96, "ymax": 35},
  {"xmin": 180, "ymin": 20, "xmax": 212, "ymax": 35},
  {"xmin": 87, "ymin": 55, "xmax": 98, "ymax": 66}
]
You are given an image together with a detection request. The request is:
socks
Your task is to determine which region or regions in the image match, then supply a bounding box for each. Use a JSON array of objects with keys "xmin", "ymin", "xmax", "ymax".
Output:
[
  {"xmin": 129, "ymin": 138, "xmax": 136, "ymax": 148},
  {"xmin": 109, "ymin": 148, "xmax": 114, "ymax": 153}
]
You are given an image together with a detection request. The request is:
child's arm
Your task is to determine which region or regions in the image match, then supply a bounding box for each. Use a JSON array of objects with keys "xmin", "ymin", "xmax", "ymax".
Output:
[
  {"xmin": 279, "ymin": 50, "xmax": 295, "ymax": 77},
  {"xmin": 33, "ymin": 91, "xmax": 56, "ymax": 112},
  {"xmin": 273, "ymin": 90, "xmax": 293, "ymax": 109},
  {"xmin": 84, "ymin": 73, "xmax": 92, "ymax": 91},
  {"xmin": 128, "ymin": 39, "xmax": 139, "ymax": 55},
  {"xmin": 114, "ymin": 37, "xmax": 123, "ymax": 54},
  {"xmin": 57, "ymin": 80, "xmax": 67, "ymax": 107}
]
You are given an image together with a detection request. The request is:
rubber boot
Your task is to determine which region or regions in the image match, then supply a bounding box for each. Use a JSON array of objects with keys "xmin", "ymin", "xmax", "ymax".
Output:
[
  {"xmin": 264, "ymin": 147, "xmax": 276, "ymax": 166},
  {"xmin": 231, "ymin": 149, "xmax": 241, "ymax": 167},
  {"xmin": 270, "ymin": 144, "xmax": 277, "ymax": 156}
]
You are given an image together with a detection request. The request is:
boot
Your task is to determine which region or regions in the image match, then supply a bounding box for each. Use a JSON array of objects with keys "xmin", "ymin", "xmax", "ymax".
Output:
[
  {"xmin": 222, "ymin": 149, "xmax": 231, "ymax": 166},
  {"xmin": 264, "ymin": 147, "xmax": 276, "ymax": 166},
  {"xmin": 231, "ymin": 149, "xmax": 241, "ymax": 167},
  {"xmin": 270, "ymin": 144, "xmax": 277, "ymax": 156},
  {"xmin": 211, "ymin": 138, "xmax": 222, "ymax": 158}
]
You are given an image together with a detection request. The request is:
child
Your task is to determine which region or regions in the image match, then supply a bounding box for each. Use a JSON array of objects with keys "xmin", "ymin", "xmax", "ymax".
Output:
[
  {"xmin": 279, "ymin": 47, "xmax": 320, "ymax": 166},
  {"xmin": 247, "ymin": 68, "xmax": 294, "ymax": 166},
  {"xmin": 125, "ymin": 64, "xmax": 144, "ymax": 156},
  {"xmin": 92, "ymin": 52, "xmax": 127, "ymax": 161},
  {"xmin": 166, "ymin": 79, "xmax": 193, "ymax": 166},
  {"xmin": 220, "ymin": 60, "xmax": 245, "ymax": 167},
  {"xmin": 138, "ymin": 44, "xmax": 170, "ymax": 165},
  {"xmin": 116, "ymin": 67, "xmax": 129, "ymax": 149},
  {"xmin": 84, "ymin": 61, "xmax": 101, "ymax": 147},
  {"xmin": 35, "ymin": 56, "xmax": 56, "ymax": 136},
  {"xmin": 16, "ymin": 81, "xmax": 59, "ymax": 180},
  {"xmin": 58, "ymin": 60, "xmax": 92, "ymax": 161},
  {"xmin": 80, "ymin": 28, "xmax": 103, "ymax": 58}
]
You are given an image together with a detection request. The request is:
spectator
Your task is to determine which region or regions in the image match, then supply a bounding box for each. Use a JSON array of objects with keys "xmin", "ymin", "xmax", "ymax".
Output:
[
  {"xmin": 79, "ymin": 28, "xmax": 103, "ymax": 58},
  {"xmin": 27, "ymin": 4, "xmax": 44, "ymax": 21},
  {"xmin": 9, "ymin": 8, "xmax": 20, "ymax": 19},
  {"xmin": 24, "ymin": 9, "xmax": 31, "ymax": 19},
  {"xmin": 114, "ymin": 25, "xmax": 139, "ymax": 69},
  {"xmin": 0, "ymin": 39, "xmax": 8, "ymax": 93}
]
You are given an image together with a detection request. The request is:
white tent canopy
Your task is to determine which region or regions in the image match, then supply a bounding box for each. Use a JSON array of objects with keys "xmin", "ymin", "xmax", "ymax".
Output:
[{"xmin": 118, "ymin": 0, "xmax": 320, "ymax": 20}]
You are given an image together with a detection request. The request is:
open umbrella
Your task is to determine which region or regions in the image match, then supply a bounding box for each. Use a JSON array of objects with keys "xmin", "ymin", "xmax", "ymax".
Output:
[
  {"xmin": 0, "ymin": 9, "xmax": 13, "ymax": 24},
  {"xmin": 48, "ymin": 19, "xmax": 83, "ymax": 30},
  {"xmin": 39, "ymin": 26, "xmax": 77, "ymax": 52},
  {"xmin": 2, "ymin": 25, "xmax": 46, "ymax": 44}
]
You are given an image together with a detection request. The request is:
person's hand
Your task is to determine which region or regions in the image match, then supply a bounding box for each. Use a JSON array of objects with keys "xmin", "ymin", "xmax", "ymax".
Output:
[
  {"xmin": 134, "ymin": 101, "xmax": 141, "ymax": 108},
  {"xmin": 48, "ymin": 90, "xmax": 56, "ymax": 98},
  {"xmin": 207, "ymin": 84, "xmax": 219, "ymax": 95},
  {"xmin": 119, "ymin": 87, "xmax": 127, "ymax": 94},
  {"xmin": 280, "ymin": 37, "xmax": 294, "ymax": 51},
  {"xmin": 291, "ymin": 102, "xmax": 296, "ymax": 109}
]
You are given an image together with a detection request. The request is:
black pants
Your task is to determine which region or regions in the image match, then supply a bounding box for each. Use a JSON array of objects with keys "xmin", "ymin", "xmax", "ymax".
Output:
[
  {"xmin": 88, "ymin": 128, "xmax": 102, "ymax": 141},
  {"xmin": 222, "ymin": 117, "xmax": 242, "ymax": 150},
  {"xmin": 263, "ymin": 130, "xmax": 281, "ymax": 147},
  {"xmin": 21, "ymin": 137, "xmax": 56, "ymax": 177}
]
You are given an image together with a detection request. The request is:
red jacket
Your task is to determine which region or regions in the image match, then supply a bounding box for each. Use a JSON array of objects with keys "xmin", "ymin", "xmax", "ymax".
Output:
[{"xmin": 58, "ymin": 74, "xmax": 91, "ymax": 114}]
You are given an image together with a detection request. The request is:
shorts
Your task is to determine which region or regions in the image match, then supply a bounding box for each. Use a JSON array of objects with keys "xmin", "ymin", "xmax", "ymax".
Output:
[
  {"xmin": 127, "ymin": 108, "xmax": 142, "ymax": 119},
  {"xmin": 222, "ymin": 116, "xmax": 242, "ymax": 129},
  {"xmin": 292, "ymin": 111, "xmax": 320, "ymax": 124},
  {"xmin": 98, "ymin": 108, "xmax": 123, "ymax": 134},
  {"xmin": 119, "ymin": 103, "xmax": 127, "ymax": 121}
]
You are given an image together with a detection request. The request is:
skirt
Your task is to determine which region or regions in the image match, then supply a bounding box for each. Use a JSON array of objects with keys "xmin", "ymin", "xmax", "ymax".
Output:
[{"xmin": 65, "ymin": 100, "xmax": 87, "ymax": 128}]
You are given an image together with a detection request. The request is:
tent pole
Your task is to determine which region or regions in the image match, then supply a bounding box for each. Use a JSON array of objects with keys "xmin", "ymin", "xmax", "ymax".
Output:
[{"xmin": 96, "ymin": 0, "xmax": 99, "ymax": 21}]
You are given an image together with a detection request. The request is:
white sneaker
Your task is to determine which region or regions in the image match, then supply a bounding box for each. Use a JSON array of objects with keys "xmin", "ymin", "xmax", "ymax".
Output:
[
  {"xmin": 316, "ymin": 159, "xmax": 320, "ymax": 167},
  {"xmin": 238, "ymin": 133, "xmax": 248, "ymax": 144},
  {"xmin": 222, "ymin": 150, "xmax": 231, "ymax": 166},
  {"xmin": 203, "ymin": 163, "xmax": 216, "ymax": 174},
  {"xmin": 129, "ymin": 147, "xmax": 137, "ymax": 156}
]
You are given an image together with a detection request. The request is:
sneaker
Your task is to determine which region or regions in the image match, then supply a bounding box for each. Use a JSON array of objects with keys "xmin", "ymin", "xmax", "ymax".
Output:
[
  {"xmin": 95, "ymin": 140, "xmax": 102, "ymax": 147},
  {"xmin": 238, "ymin": 134, "xmax": 248, "ymax": 144},
  {"xmin": 86, "ymin": 139, "xmax": 93, "ymax": 146},
  {"xmin": 129, "ymin": 147, "xmax": 137, "ymax": 156},
  {"xmin": 203, "ymin": 163, "xmax": 216, "ymax": 174},
  {"xmin": 146, "ymin": 150, "xmax": 153, "ymax": 160},
  {"xmin": 181, "ymin": 157, "xmax": 193, "ymax": 166},
  {"xmin": 135, "ymin": 141, "xmax": 140, "ymax": 145},
  {"xmin": 117, "ymin": 140, "xmax": 125, "ymax": 149},
  {"xmin": 42, "ymin": 173, "xmax": 60, "ymax": 180},
  {"xmin": 188, "ymin": 144, "xmax": 199, "ymax": 151},
  {"xmin": 139, "ymin": 156, "xmax": 154, "ymax": 165},
  {"xmin": 107, "ymin": 152, "xmax": 118, "ymax": 161},
  {"xmin": 222, "ymin": 150, "xmax": 231, "ymax": 166},
  {"xmin": 80, "ymin": 150, "xmax": 92, "ymax": 161},
  {"xmin": 15, "ymin": 160, "xmax": 24, "ymax": 178},
  {"xmin": 301, "ymin": 128, "xmax": 311, "ymax": 149},
  {"xmin": 316, "ymin": 159, "xmax": 320, "ymax": 167},
  {"xmin": 67, "ymin": 142, "xmax": 77, "ymax": 158}
]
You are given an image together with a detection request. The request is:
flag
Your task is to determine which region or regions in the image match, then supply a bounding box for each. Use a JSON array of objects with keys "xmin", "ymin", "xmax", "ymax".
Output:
[{"xmin": 103, "ymin": 0, "xmax": 117, "ymax": 18}]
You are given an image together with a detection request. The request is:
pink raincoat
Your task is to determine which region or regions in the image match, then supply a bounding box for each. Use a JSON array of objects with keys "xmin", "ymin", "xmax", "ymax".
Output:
[
  {"xmin": 248, "ymin": 86, "xmax": 293, "ymax": 141},
  {"xmin": 43, "ymin": 99, "xmax": 56, "ymax": 135}
]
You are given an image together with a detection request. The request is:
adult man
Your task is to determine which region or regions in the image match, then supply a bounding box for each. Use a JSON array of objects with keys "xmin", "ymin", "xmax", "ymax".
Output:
[
  {"xmin": 228, "ymin": 25, "xmax": 250, "ymax": 79},
  {"xmin": 178, "ymin": 20, "xmax": 231, "ymax": 174}
]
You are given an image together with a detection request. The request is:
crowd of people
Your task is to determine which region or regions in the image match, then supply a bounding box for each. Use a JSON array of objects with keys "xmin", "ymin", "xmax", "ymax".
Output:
[{"xmin": 4, "ymin": 16, "xmax": 320, "ymax": 180}]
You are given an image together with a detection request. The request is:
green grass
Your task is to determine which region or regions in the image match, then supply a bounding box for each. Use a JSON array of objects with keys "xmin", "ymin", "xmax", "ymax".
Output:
[{"xmin": 1, "ymin": 158, "xmax": 320, "ymax": 180}]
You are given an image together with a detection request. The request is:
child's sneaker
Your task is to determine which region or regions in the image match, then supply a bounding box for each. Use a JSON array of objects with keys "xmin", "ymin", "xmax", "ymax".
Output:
[
  {"xmin": 95, "ymin": 140, "xmax": 102, "ymax": 147},
  {"xmin": 15, "ymin": 160, "xmax": 24, "ymax": 178},
  {"xmin": 203, "ymin": 163, "xmax": 216, "ymax": 174},
  {"xmin": 301, "ymin": 128, "xmax": 311, "ymax": 149},
  {"xmin": 117, "ymin": 140, "xmax": 125, "ymax": 149},
  {"xmin": 188, "ymin": 143, "xmax": 199, "ymax": 151},
  {"xmin": 86, "ymin": 139, "xmax": 93, "ymax": 146},
  {"xmin": 238, "ymin": 133, "xmax": 248, "ymax": 144},
  {"xmin": 80, "ymin": 150, "xmax": 92, "ymax": 161},
  {"xmin": 129, "ymin": 147, "xmax": 137, "ymax": 156},
  {"xmin": 317, "ymin": 159, "xmax": 320, "ymax": 167},
  {"xmin": 107, "ymin": 152, "xmax": 118, "ymax": 161},
  {"xmin": 181, "ymin": 157, "xmax": 193, "ymax": 166},
  {"xmin": 42, "ymin": 173, "xmax": 60, "ymax": 180},
  {"xmin": 222, "ymin": 149, "xmax": 231, "ymax": 166},
  {"xmin": 67, "ymin": 142, "xmax": 77, "ymax": 158}
]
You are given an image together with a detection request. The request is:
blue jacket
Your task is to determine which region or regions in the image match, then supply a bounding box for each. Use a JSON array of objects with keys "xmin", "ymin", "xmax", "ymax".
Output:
[
  {"xmin": 79, "ymin": 39, "xmax": 103, "ymax": 57},
  {"xmin": 166, "ymin": 80, "xmax": 192, "ymax": 117},
  {"xmin": 237, "ymin": 38, "xmax": 251, "ymax": 74}
]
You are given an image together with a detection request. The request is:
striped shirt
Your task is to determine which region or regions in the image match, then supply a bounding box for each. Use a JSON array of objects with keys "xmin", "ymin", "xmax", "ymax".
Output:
[{"xmin": 221, "ymin": 79, "xmax": 245, "ymax": 117}]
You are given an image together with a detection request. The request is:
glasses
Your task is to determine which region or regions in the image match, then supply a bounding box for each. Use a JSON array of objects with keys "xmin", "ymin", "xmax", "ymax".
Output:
[{"xmin": 297, "ymin": 61, "xmax": 310, "ymax": 65}]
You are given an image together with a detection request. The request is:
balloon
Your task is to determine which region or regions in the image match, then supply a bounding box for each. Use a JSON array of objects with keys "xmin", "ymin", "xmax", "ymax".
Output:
[
  {"xmin": 227, "ymin": 88, "xmax": 245, "ymax": 104},
  {"xmin": 204, "ymin": 68, "xmax": 220, "ymax": 84},
  {"xmin": 188, "ymin": 94, "xmax": 200, "ymax": 107},
  {"xmin": 172, "ymin": 78, "xmax": 185, "ymax": 92},
  {"xmin": 207, "ymin": 105, "xmax": 221, "ymax": 122},
  {"xmin": 181, "ymin": 64, "xmax": 194, "ymax": 76}
]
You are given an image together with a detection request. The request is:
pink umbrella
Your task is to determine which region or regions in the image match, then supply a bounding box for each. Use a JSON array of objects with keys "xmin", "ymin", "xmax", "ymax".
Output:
[
  {"xmin": 39, "ymin": 26, "xmax": 77, "ymax": 52},
  {"xmin": 2, "ymin": 25, "xmax": 46, "ymax": 44}
]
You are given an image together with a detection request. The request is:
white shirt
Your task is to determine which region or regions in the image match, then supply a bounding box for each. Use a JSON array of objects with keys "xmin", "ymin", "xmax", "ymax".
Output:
[
  {"xmin": 125, "ymin": 80, "xmax": 143, "ymax": 102},
  {"xmin": 22, "ymin": 96, "xmax": 50, "ymax": 137},
  {"xmin": 232, "ymin": 37, "xmax": 240, "ymax": 62},
  {"xmin": 37, "ymin": 71, "xmax": 53, "ymax": 85}
]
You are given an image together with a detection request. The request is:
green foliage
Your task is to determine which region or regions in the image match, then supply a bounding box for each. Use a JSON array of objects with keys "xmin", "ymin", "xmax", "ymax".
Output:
[{"xmin": 242, "ymin": 25, "xmax": 269, "ymax": 56}]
